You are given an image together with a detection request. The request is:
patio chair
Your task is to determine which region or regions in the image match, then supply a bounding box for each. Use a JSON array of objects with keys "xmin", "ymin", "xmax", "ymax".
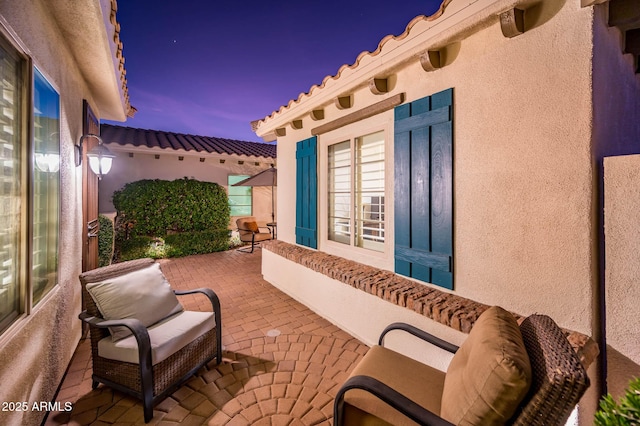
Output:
[
  {"xmin": 236, "ymin": 216, "xmax": 272, "ymax": 253},
  {"xmin": 334, "ymin": 306, "xmax": 590, "ymax": 426},
  {"xmin": 79, "ymin": 258, "xmax": 222, "ymax": 423}
]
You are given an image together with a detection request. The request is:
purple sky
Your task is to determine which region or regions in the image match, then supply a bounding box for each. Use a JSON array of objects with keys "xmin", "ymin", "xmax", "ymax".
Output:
[{"xmin": 104, "ymin": 1, "xmax": 443, "ymax": 142}]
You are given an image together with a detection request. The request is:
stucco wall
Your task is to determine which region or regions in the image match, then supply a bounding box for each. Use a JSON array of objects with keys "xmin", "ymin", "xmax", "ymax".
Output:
[
  {"xmin": 99, "ymin": 150, "xmax": 276, "ymax": 227},
  {"xmin": 591, "ymin": 2, "xmax": 640, "ymax": 399},
  {"xmin": 264, "ymin": 2, "xmax": 603, "ymax": 420},
  {"xmin": 604, "ymin": 154, "xmax": 640, "ymax": 398},
  {"xmin": 273, "ymin": 0, "xmax": 596, "ymax": 334},
  {"xmin": 0, "ymin": 2, "xmax": 109, "ymax": 424}
]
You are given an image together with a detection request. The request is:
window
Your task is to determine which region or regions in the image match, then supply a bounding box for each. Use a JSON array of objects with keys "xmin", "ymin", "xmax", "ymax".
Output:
[
  {"xmin": 0, "ymin": 30, "xmax": 60, "ymax": 334},
  {"xmin": 32, "ymin": 69, "xmax": 60, "ymax": 305},
  {"xmin": 0, "ymin": 34, "xmax": 25, "ymax": 332},
  {"xmin": 228, "ymin": 175, "xmax": 252, "ymax": 216},
  {"xmin": 328, "ymin": 131, "xmax": 385, "ymax": 252}
]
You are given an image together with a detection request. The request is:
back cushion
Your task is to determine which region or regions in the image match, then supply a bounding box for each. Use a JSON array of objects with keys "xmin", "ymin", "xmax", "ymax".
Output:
[
  {"xmin": 440, "ymin": 306, "xmax": 532, "ymax": 425},
  {"xmin": 86, "ymin": 263, "xmax": 184, "ymax": 341}
]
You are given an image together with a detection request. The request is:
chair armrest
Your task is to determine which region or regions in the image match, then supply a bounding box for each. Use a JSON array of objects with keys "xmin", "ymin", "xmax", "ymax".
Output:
[
  {"xmin": 173, "ymin": 288, "xmax": 222, "ymax": 359},
  {"xmin": 237, "ymin": 226, "xmax": 261, "ymax": 234},
  {"xmin": 257, "ymin": 226, "xmax": 272, "ymax": 235},
  {"xmin": 334, "ymin": 375, "xmax": 454, "ymax": 426},
  {"xmin": 237, "ymin": 226, "xmax": 271, "ymax": 235},
  {"xmin": 174, "ymin": 288, "xmax": 221, "ymax": 313},
  {"xmin": 78, "ymin": 311, "xmax": 153, "ymax": 370},
  {"xmin": 379, "ymin": 322, "xmax": 459, "ymax": 354}
]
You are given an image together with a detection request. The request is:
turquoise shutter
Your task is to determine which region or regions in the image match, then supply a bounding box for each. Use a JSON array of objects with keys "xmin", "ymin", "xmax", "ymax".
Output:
[
  {"xmin": 394, "ymin": 88, "xmax": 453, "ymax": 289},
  {"xmin": 296, "ymin": 136, "xmax": 318, "ymax": 248}
]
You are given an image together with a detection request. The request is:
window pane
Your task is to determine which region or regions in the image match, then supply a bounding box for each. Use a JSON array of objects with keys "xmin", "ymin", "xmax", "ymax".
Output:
[
  {"xmin": 228, "ymin": 175, "xmax": 252, "ymax": 216},
  {"xmin": 356, "ymin": 131, "xmax": 384, "ymax": 252},
  {"xmin": 32, "ymin": 69, "xmax": 59, "ymax": 305},
  {"xmin": 0, "ymin": 36, "xmax": 23, "ymax": 330},
  {"xmin": 328, "ymin": 141, "xmax": 351, "ymax": 244}
]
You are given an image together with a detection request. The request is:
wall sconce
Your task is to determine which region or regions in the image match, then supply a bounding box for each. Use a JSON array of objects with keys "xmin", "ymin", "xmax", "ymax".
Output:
[
  {"xmin": 76, "ymin": 134, "xmax": 116, "ymax": 180},
  {"xmin": 35, "ymin": 132, "xmax": 60, "ymax": 173},
  {"xmin": 35, "ymin": 153, "xmax": 60, "ymax": 173}
]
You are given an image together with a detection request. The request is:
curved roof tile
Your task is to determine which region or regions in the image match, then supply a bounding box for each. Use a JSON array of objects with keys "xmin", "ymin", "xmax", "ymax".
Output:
[
  {"xmin": 254, "ymin": 0, "xmax": 452, "ymax": 127},
  {"xmin": 101, "ymin": 124, "xmax": 277, "ymax": 159}
]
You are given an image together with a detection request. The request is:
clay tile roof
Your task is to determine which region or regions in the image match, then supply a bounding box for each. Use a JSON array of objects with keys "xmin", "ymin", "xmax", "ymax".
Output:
[
  {"xmin": 100, "ymin": 124, "xmax": 277, "ymax": 159},
  {"xmin": 253, "ymin": 0, "xmax": 452, "ymax": 129}
]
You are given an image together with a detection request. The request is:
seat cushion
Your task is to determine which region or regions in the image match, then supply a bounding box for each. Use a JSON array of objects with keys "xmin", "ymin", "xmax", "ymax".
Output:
[
  {"xmin": 98, "ymin": 311, "xmax": 215, "ymax": 365},
  {"xmin": 343, "ymin": 345, "xmax": 446, "ymax": 426},
  {"xmin": 86, "ymin": 263, "xmax": 184, "ymax": 341},
  {"xmin": 440, "ymin": 306, "xmax": 532, "ymax": 426}
]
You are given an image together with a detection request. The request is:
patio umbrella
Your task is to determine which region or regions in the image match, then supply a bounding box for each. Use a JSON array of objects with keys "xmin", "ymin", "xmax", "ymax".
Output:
[{"xmin": 233, "ymin": 165, "xmax": 277, "ymax": 223}]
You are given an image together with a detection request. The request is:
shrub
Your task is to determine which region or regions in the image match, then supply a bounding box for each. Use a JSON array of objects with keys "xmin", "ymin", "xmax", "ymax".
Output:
[
  {"xmin": 98, "ymin": 215, "xmax": 114, "ymax": 267},
  {"xmin": 112, "ymin": 178, "xmax": 229, "ymax": 237},
  {"xmin": 164, "ymin": 230, "xmax": 231, "ymax": 257},
  {"xmin": 595, "ymin": 377, "xmax": 640, "ymax": 425},
  {"xmin": 112, "ymin": 178, "xmax": 231, "ymax": 261}
]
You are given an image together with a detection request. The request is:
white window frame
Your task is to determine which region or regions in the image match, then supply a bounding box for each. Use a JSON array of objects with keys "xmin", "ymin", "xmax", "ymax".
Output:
[{"xmin": 318, "ymin": 114, "xmax": 394, "ymax": 269}]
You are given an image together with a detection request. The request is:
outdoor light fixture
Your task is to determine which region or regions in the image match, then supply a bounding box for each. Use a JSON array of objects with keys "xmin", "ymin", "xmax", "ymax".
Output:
[
  {"xmin": 34, "ymin": 152, "xmax": 60, "ymax": 173},
  {"xmin": 76, "ymin": 134, "xmax": 116, "ymax": 179},
  {"xmin": 35, "ymin": 132, "xmax": 60, "ymax": 173}
]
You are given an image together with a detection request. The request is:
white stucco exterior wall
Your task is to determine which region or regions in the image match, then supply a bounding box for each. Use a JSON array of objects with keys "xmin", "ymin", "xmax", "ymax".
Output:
[
  {"xmin": 0, "ymin": 2, "xmax": 120, "ymax": 424},
  {"xmin": 269, "ymin": 0, "xmax": 596, "ymax": 335}
]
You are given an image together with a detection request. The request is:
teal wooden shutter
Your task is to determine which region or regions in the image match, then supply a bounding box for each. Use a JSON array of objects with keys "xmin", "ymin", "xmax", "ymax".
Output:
[
  {"xmin": 394, "ymin": 88, "xmax": 453, "ymax": 289},
  {"xmin": 296, "ymin": 136, "xmax": 318, "ymax": 248}
]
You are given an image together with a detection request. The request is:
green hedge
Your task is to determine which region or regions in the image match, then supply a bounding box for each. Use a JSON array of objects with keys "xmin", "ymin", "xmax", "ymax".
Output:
[
  {"xmin": 113, "ymin": 178, "xmax": 230, "ymax": 237},
  {"xmin": 98, "ymin": 215, "xmax": 114, "ymax": 267},
  {"xmin": 112, "ymin": 178, "xmax": 231, "ymax": 261}
]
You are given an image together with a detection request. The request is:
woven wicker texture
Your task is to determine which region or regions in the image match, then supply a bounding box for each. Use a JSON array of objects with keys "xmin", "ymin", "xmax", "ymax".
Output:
[
  {"xmin": 79, "ymin": 258, "xmax": 220, "ymax": 422},
  {"xmin": 510, "ymin": 314, "xmax": 590, "ymax": 426}
]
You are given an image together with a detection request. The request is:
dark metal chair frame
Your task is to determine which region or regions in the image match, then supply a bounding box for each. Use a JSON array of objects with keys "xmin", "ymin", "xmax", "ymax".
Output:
[
  {"xmin": 334, "ymin": 314, "xmax": 590, "ymax": 426},
  {"xmin": 79, "ymin": 258, "xmax": 222, "ymax": 423}
]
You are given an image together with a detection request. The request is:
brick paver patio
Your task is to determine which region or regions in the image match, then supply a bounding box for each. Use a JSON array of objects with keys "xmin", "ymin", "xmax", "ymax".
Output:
[{"xmin": 44, "ymin": 249, "xmax": 369, "ymax": 425}]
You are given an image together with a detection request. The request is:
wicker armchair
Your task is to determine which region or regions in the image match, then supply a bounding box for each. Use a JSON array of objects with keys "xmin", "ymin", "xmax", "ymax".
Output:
[
  {"xmin": 236, "ymin": 216, "xmax": 272, "ymax": 253},
  {"xmin": 334, "ymin": 307, "xmax": 590, "ymax": 426},
  {"xmin": 79, "ymin": 258, "xmax": 222, "ymax": 423}
]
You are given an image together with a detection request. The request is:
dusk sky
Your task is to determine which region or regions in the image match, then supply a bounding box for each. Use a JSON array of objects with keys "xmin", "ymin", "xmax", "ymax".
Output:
[{"xmin": 104, "ymin": 1, "xmax": 443, "ymax": 142}]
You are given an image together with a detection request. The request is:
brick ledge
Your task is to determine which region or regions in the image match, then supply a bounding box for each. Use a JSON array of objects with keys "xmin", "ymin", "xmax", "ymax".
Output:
[{"xmin": 263, "ymin": 240, "xmax": 599, "ymax": 369}]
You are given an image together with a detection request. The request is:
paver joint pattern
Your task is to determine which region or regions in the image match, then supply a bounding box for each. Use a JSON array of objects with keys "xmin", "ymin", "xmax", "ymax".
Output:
[{"xmin": 44, "ymin": 250, "xmax": 369, "ymax": 426}]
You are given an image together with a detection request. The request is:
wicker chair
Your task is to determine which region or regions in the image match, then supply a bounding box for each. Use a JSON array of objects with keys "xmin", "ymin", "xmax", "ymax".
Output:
[
  {"xmin": 79, "ymin": 258, "xmax": 222, "ymax": 423},
  {"xmin": 334, "ymin": 308, "xmax": 590, "ymax": 426},
  {"xmin": 236, "ymin": 216, "xmax": 272, "ymax": 253}
]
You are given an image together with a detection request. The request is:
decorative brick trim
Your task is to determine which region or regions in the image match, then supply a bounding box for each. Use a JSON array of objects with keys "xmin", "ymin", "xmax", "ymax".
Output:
[{"xmin": 263, "ymin": 240, "xmax": 599, "ymax": 368}]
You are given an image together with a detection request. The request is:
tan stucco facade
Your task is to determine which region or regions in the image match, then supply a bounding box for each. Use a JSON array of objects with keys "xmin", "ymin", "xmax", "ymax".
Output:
[
  {"xmin": 255, "ymin": 0, "xmax": 640, "ymax": 422},
  {"xmin": 604, "ymin": 154, "xmax": 640, "ymax": 398},
  {"xmin": 0, "ymin": 1, "xmax": 127, "ymax": 424},
  {"xmin": 258, "ymin": 0, "xmax": 597, "ymax": 332}
]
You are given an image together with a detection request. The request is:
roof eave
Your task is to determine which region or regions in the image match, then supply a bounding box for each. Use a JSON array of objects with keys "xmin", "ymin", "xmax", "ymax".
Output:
[
  {"xmin": 254, "ymin": 0, "xmax": 533, "ymax": 138},
  {"xmin": 45, "ymin": 0, "xmax": 131, "ymax": 121}
]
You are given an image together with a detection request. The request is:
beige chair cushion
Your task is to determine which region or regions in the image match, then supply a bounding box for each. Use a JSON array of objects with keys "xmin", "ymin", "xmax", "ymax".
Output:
[
  {"xmin": 86, "ymin": 263, "xmax": 184, "ymax": 341},
  {"xmin": 440, "ymin": 306, "xmax": 532, "ymax": 425},
  {"xmin": 98, "ymin": 311, "xmax": 215, "ymax": 365},
  {"xmin": 344, "ymin": 345, "xmax": 446, "ymax": 426}
]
